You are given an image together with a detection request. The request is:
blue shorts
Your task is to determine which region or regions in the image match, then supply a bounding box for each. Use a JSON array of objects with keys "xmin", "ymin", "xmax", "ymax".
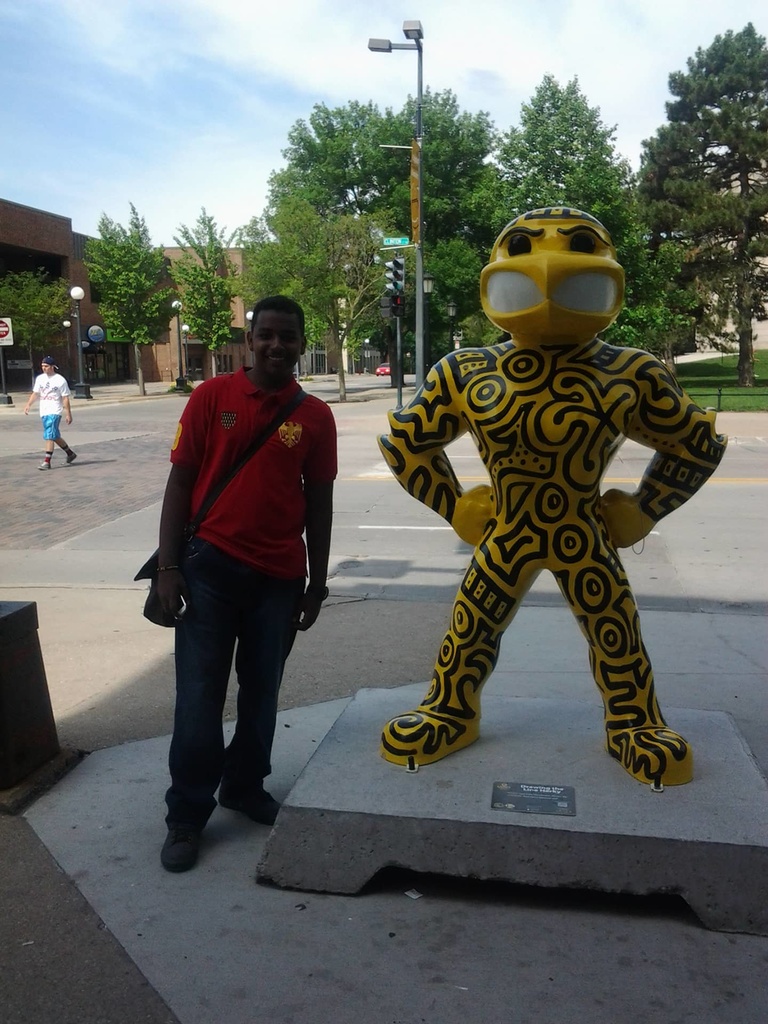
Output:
[{"xmin": 41, "ymin": 414, "xmax": 62, "ymax": 441}]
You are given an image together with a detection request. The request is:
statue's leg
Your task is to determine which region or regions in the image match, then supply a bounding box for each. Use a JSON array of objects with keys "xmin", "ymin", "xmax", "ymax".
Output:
[
  {"xmin": 381, "ymin": 554, "xmax": 531, "ymax": 767},
  {"xmin": 554, "ymin": 556, "xmax": 693, "ymax": 786}
]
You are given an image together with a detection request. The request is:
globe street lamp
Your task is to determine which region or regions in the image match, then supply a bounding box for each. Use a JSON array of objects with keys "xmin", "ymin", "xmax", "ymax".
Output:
[
  {"xmin": 369, "ymin": 20, "xmax": 426, "ymax": 389},
  {"xmin": 171, "ymin": 299, "xmax": 185, "ymax": 390},
  {"xmin": 69, "ymin": 286, "xmax": 92, "ymax": 399},
  {"xmin": 62, "ymin": 320, "xmax": 72, "ymax": 378},
  {"xmin": 448, "ymin": 300, "xmax": 459, "ymax": 349},
  {"xmin": 422, "ymin": 271, "xmax": 434, "ymax": 378},
  {"xmin": 181, "ymin": 324, "xmax": 190, "ymax": 380}
]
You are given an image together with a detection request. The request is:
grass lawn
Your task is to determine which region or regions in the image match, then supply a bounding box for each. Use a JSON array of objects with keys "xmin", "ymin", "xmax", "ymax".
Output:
[{"xmin": 674, "ymin": 351, "xmax": 768, "ymax": 411}]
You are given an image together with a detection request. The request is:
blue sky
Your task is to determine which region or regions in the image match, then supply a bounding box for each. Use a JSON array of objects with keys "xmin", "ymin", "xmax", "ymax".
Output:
[{"xmin": 2, "ymin": 0, "xmax": 766, "ymax": 246}]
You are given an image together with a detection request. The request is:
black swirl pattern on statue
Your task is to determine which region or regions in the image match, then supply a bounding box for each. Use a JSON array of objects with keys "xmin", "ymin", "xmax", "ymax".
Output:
[{"xmin": 608, "ymin": 727, "xmax": 689, "ymax": 782}]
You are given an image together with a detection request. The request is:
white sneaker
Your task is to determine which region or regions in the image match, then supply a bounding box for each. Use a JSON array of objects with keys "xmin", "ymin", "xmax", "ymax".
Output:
[{"xmin": 38, "ymin": 461, "xmax": 51, "ymax": 470}]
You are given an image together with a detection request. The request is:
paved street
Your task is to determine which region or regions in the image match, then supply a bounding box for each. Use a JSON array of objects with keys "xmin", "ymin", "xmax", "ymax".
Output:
[{"xmin": 1, "ymin": 384, "xmax": 767, "ymax": 1023}]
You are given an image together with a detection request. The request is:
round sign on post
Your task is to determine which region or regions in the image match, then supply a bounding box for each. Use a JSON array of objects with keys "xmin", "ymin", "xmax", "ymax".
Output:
[{"xmin": 0, "ymin": 318, "xmax": 14, "ymax": 345}]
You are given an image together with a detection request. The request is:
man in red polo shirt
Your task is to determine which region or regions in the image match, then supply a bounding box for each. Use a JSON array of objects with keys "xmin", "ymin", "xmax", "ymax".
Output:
[{"xmin": 155, "ymin": 295, "xmax": 337, "ymax": 873}]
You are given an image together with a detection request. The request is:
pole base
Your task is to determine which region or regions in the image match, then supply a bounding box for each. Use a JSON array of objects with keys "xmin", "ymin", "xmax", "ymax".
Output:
[
  {"xmin": 73, "ymin": 383, "xmax": 93, "ymax": 399},
  {"xmin": 0, "ymin": 394, "xmax": 13, "ymax": 406},
  {"xmin": 175, "ymin": 377, "xmax": 187, "ymax": 391}
]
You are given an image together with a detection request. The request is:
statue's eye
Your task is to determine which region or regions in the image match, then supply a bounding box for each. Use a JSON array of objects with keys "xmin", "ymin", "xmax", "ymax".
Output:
[
  {"xmin": 570, "ymin": 232, "xmax": 596, "ymax": 254},
  {"xmin": 506, "ymin": 233, "xmax": 531, "ymax": 256}
]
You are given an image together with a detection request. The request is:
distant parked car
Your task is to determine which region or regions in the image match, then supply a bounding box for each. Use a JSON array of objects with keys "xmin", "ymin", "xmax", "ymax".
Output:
[{"xmin": 375, "ymin": 363, "xmax": 391, "ymax": 376}]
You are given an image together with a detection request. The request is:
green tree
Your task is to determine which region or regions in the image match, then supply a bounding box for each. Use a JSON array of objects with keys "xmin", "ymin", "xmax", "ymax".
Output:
[
  {"xmin": 639, "ymin": 24, "xmax": 768, "ymax": 385},
  {"xmin": 171, "ymin": 209, "xmax": 238, "ymax": 374},
  {"xmin": 240, "ymin": 197, "xmax": 383, "ymax": 400},
  {"xmin": 266, "ymin": 92, "xmax": 500, "ymax": 355},
  {"xmin": 84, "ymin": 204, "xmax": 174, "ymax": 395},
  {"xmin": 0, "ymin": 270, "xmax": 68, "ymax": 384}
]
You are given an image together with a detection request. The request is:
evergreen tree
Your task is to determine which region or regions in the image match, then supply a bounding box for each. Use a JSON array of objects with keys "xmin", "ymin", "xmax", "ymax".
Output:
[{"xmin": 639, "ymin": 24, "xmax": 768, "ymax": 385}]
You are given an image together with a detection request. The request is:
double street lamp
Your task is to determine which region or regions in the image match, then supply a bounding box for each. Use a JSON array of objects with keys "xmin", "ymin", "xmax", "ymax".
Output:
[
  {"xmin": 369, "ymin": 20, "xmax": 426, "ymax": 389},
  {"xmin": 171, "ymin": 299, "xmax": 186, "ymax": 390},
  {"xmin": 69, "ymin": 286, "xmax": 92, "ymax": 399}
]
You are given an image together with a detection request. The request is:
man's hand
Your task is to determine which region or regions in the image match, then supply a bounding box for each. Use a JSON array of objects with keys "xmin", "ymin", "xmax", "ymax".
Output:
[
  {"xmin": 452, "ymin": 485, "xmax": 493, "ymax": 546},
  {"xmin": 156, "ymin": 568, "xmax": 189, "ymax": 621},
  {"xmin": 293, "ymin": 591, "xmax": 324, "ymax": 632},
  {"xmin": 600, "ymin": 489, "xmax": 656, "ymax": 549}
]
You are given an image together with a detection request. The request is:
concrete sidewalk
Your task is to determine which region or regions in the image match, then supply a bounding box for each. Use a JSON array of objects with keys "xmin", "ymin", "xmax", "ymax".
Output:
[{"xmin": 18, "ymin": 603, "xmax": 768, "ymax": 1024}]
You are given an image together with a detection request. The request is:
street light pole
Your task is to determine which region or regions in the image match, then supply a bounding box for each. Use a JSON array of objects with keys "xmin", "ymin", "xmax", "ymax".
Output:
[
  {"xmin": 369, "ymin": 19, "xmax": 426, "ymax": 388},
  {"xmin": 62, "ymin": 319, "xmax": 72, "ymax": 379},
  {"xmin": 448, "ymin": 300, "xmax": 458, "ymax": 350},
  {"xmin": 69, "ymin": 286, "xmax": 92, "ymax": 399},
  {"xmin": 181, "ymin": 323, "xmax": 190, "ymax": 380},
  {"xmin": 422, "ymin": 271, "xmax": 434, "ymax": 377},
  {"xmin": 171, "ymin": 300, "xmax": 185, "ymax": 390}
]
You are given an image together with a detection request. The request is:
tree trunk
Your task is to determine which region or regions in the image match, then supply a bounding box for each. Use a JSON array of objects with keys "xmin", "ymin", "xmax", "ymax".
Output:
[
  {"xmin": 134, "ymin": 342, "xmax": 146, "ymax": 396},
  {"xmin": 735, "ymin": 266, "xmax": 755, "ymax": 387}
]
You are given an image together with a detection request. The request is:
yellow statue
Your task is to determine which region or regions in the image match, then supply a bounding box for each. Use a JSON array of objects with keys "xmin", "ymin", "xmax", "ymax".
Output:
[{"xmin": 378, "ymin": 207, "xmax": 727, "ymax": 786}]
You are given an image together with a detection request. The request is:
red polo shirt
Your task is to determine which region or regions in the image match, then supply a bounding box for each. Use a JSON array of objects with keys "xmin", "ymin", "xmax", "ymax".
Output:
[{"xmin": 170, "ymin": 369, "xmax": 337, "ymax": 579}]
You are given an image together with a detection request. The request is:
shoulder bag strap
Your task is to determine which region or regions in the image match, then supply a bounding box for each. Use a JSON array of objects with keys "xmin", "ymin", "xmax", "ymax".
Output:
[{"xmin": 187, "ymin": 388, "xmax": 307, "ymax": 536}]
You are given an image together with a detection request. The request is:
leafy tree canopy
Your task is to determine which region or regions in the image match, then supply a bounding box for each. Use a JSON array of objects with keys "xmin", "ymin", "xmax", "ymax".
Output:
[
  {"xmin": 171, "ymin": 209, "xmax": 238, "ymax": 353},
  {"xmin": 85, "ymin": 203, "xmax": 173, "ymax": 346},
  {"xmin": 0, "ymin": 269, "xmax": 68, "ymax": 357}
]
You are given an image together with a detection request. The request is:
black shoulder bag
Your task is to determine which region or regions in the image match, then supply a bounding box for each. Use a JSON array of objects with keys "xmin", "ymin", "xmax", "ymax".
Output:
[{"xmin": 135, "ymin": 389, "xmax": 307, "ymax": 626}]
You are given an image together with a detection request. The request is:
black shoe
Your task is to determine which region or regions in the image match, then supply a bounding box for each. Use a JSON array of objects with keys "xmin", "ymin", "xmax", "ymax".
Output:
[
  {"xmin": 66, "ymin": 451, "xmax": 77, "ymax": 464},
  {"xmin": 218, "ymin": 787, "xmax": 281, "ymax": 826},
  {"xmin": 161, "ymin": 825, "xmax": 201, "ymax": 872}
]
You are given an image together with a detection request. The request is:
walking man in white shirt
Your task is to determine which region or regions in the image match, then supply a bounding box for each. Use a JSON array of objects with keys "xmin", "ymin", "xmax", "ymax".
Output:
[{"xmin": 24, "ymin": 356, "xmax": 78, "ymax": 470}]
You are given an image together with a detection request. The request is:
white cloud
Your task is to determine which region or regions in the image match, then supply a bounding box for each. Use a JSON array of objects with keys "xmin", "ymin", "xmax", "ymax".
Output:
[{"xmin": 1, "ymin": 0, "xmax": 766, "ymax": 242}]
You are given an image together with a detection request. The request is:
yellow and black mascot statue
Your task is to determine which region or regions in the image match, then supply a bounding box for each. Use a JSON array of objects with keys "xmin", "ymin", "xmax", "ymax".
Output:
[{"xmin": 378, "ymin": 207, "xmax": 726, "ymax": 787}]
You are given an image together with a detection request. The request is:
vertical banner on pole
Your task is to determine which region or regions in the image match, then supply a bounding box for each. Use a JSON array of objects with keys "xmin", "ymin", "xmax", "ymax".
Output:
[{"xmin": 410, "ymin": 140, "xmax": 421, "ymax": 246}]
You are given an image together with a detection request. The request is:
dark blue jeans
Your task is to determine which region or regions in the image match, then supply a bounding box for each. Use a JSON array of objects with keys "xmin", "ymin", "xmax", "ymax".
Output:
[{"xmin": 165, "ymin": 537, "xmax": 304, "ymax": 829}]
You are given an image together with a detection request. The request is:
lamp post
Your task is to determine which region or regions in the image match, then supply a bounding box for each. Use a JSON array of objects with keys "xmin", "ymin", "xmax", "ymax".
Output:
[
  {"xmin": 181, "ymin": 324, "xmax": 190, "ymax": 379},
  {"xmin": 69, "ymin": 286, "xmax": 92, "ymax": 399},
  {"xmin": 62, "ymin": 319, "xmax": 72, "ymax": 379},
  {"xmin": 171, "ymin": 299, "xmax": 185, "ymax": 390},
  {"xmin": 369, "ymin": 19, "xmax": 426, "ymax": 389},
  {"xmin": 422, "ymin": 271, "xmax": 434, "ymax": 378},
  {"xmin": 448, "ymin": 300, "xmax": 459, "ymax": 349}
]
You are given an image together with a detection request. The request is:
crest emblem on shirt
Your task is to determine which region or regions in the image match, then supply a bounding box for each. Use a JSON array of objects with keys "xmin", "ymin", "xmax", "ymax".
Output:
[
  {"xmin": 221, "ymin": 411, "xmax": 237, "ymax": 430},
  {"xmin": 279, "ymin": 421, "xmax": 303, "ymax": 448}
]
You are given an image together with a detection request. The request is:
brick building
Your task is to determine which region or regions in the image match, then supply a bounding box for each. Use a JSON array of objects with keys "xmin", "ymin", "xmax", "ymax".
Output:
[{"xmin": 0, "ymin": 198, "xmax": 249, "ymax": 390}]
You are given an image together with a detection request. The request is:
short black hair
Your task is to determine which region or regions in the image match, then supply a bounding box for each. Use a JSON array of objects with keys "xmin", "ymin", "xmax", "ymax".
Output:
[{"xmin": 250, "ymin": 295, "xmax": 305, "ymax": 336}]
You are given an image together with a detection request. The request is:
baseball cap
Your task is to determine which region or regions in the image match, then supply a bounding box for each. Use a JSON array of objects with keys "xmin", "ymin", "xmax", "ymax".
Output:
[{"xmin": 41, "ymin": 355, "xmax": 56, "ymax": 366}]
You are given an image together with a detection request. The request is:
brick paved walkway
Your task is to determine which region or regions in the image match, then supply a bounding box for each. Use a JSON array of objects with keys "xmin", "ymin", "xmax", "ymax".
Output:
[{"xmin": 1, "ymin": 433, "xmax": 171, "ymax": 549}]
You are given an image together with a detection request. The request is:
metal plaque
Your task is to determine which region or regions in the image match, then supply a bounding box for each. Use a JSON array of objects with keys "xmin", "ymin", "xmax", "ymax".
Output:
[{"xmin": 492, "ymin": 782, "xmax": 576, "ymax": 816}]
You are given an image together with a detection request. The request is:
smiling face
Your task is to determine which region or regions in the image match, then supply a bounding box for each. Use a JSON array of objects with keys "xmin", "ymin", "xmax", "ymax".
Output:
[
  {"xmin": 246, "ymin": 309, "xmax": 306, "ymax": 391},
  {"xmin": 480, "ymin": 207, "xmax": 625, "ymax": 344}
]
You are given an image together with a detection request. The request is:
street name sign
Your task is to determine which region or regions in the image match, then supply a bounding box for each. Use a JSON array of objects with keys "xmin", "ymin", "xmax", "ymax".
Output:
[{"xmin": 382, "ymin": 236, "xmax": 409, "ymax": 247}]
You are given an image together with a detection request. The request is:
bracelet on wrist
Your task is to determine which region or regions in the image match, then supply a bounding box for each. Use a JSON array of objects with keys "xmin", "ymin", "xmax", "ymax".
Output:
[{"xmin": 157, "ymin": 565, "xmax": 180, "ymax": 573}]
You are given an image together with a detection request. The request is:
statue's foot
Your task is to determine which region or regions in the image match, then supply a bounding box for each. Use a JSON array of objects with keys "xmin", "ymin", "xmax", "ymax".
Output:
[
  {"xmin": 381, "ymin": 708, "xmax": 480, "ymax": 766},
  {"xmin": 606, "ymin": 725, "xmax": 693, "ymax": 786}
]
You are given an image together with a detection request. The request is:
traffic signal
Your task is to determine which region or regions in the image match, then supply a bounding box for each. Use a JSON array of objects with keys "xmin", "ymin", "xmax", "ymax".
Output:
[
  {"xmin": 380, "ymin": 295, "xmax": 393, "ymax": 319},
  {"xmin": 391, "ymin": 293, "xmax": 405, "ymax": 318},
  {"xmin": 385, "ymin": 256, "xmax": 405, "ymax": 294}
]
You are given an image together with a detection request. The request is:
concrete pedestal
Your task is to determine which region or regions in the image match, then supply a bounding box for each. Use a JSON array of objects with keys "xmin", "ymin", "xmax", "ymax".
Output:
[
  {"xmin": 0, "ymin": 601, "xmax": 60, "ymax": 790},
  {"xmin": 257, "ymin": 687, "xmax": 768, "ymax": 936}
]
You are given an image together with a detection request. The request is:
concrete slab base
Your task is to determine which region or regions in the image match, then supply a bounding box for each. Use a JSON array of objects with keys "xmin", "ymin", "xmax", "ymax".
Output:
[{"xmin": 257, "ymin": 686, "xmax": 768, "ymax": 935}]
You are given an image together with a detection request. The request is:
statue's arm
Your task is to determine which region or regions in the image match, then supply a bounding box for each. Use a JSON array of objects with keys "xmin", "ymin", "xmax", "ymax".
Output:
[
  {"xmin": 602, "ymin": 356, "xmax": 727, "ymax": 547},
  {"xmin": 378, "ymin": 358, "xmax": 469, "ymax": 526}
]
